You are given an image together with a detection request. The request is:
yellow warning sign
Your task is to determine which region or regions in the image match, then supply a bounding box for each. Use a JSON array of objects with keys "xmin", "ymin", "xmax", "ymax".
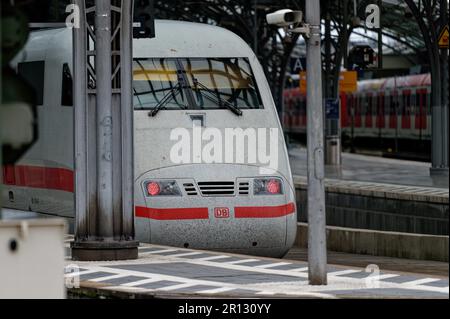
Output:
[
  {"xmin": 339, "ymin": 71, "xmax": 358, "ymax": 93},
  {"xmin": 299, "ymin": 71, "xmax": 357, "ymax": 94},
  {"xmin": 438, "ymin": 25, "xmax": 449, "ymax": 49}
]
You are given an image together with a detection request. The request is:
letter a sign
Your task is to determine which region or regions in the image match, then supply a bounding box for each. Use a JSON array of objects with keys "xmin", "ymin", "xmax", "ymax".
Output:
[{"xmin": 438, "ymin": 25, "xmax": 449, "ymax": 49}]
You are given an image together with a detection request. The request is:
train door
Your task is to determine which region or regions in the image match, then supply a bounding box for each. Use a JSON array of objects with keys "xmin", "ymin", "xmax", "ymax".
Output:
[
  {"xmin": 389, "ymin": 90, "xmax": 397, "ymax": 130},
  {"xmin": 376, "ymin": 93, "xmax": 385, "ymax": 129},
  {"xmin": 401, "ymin": 90, "xmax": 412, "ymax": 130},
  {"xmin": 351, "ymin": 94, "xmax": 357, "ymax": 128},
  {"xmin": 365, "ymin": 92, "xmax": 373, "ymax": 129},
  {"xmin": 376, "ymin": 92, "xmax": 385, "ymax": 141},
  {"xmin": 426, "ymin": 90, "xmax": 432, "ymax": 137},
  {"xmin": 348, "ymin": 94, "xmax": 356, "ymax": 142},
  {"xmin": 340, "ymin": 92, "xmax": 349, "ymax": 128},
  {"xmin": 355, "ymin": 94, "xmax": 362, "ymax": 128},
  {"xmin": 300, "ymin": 96, "xmax": 307, "ymax": 128},
  {"xmin": 415, "ymin": 89, "xmax": 427, "ymax": 133},
  {"xmin": 346, "ymin": 93, "xmax": 354, "ymax": 129},
  {"xmin": 294, "ymin": 96, "xmax": 301, "ymax": 129}
]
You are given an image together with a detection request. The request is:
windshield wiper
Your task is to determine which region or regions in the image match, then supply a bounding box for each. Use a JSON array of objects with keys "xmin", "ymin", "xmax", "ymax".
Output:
[
  {"xmin": 149, "ymin": 82, "xmax": 183, "ymax": 117},
  {"xmin": 192, "ymin": 79, "xmax": 243, "ymax": 116}
]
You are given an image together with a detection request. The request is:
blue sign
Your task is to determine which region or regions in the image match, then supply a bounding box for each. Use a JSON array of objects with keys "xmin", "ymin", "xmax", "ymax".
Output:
[{"xmin": 325, "ymin": 99, "xmax": 339, "ymax": 120}]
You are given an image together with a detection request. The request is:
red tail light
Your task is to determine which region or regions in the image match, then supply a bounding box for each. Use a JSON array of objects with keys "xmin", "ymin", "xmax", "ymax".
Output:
[
  {"xmin": 147, "ymin": 182, "xmax": 161, "ymax": 196},
  {"xmin": 266, "ymin": 179, "xmax": 281, "ymax": 194}
]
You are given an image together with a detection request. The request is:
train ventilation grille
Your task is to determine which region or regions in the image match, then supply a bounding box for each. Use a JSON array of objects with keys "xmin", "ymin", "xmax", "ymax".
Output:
[
  {"xmin": 197, "ymin": 181, "xmax": 235, "ymax": 196},
  {"xmin": 183, "ymin": 183, "xmax": 198, "ymax": 196},
  {"xmin": 238, "ymin": 182, "xmax": 249, "ymax": 195}
]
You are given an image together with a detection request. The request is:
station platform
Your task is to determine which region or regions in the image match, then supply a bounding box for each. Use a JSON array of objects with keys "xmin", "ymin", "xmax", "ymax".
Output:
[
  {"xmin": 288, "ymin": 145, "xmax": 448, "ymax": 189},
  {"xmin": 289, "ymin": 145, "xmax": 449, "ymax": 239},
  {"xmin": 65, "ymin": 239, "xmax": 449, "ymax": 299}
]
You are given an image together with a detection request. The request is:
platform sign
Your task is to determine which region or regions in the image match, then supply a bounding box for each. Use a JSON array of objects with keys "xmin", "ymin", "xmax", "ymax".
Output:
[
  {"xmin": 299, "ymin": 71, "xmax": 357, "ymax": 94},
  {"xmin": 438, "ymin": 25, "xmax": 449, "ymax": 49},
  {"xmin": 290, "ymin": 57, "xmax": 306, "ymax": 74},
  {"xmin": 339, "ymin": 71, "xmax": 358, "ymax": 93}
]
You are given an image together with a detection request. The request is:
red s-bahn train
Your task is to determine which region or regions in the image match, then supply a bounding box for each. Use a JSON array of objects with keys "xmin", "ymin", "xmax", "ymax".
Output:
[{"xmin": 283, "ymin": 73, "xmax": 432, "ymax": 151}]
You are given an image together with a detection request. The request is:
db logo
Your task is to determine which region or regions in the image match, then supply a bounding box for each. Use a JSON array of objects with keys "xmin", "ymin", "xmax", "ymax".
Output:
[{"xmin": 214, "ymin": 207, "xmax": 230, "ymax": 218}]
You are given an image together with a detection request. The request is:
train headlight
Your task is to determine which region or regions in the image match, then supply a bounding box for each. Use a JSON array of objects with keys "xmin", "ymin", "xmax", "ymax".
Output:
[
  {"xmin": 253, "ymin": 178, "xmax": 283, "ymax": 195},
  {"xmin": 145, "ymin": 180, "xmax": 181, "ymax": 196}
]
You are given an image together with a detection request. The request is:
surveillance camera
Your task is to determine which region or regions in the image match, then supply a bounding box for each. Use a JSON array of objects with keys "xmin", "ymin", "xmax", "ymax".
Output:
[{"xmin": 266, "ymin": 9, "xmax": 303, "ymax": 27}]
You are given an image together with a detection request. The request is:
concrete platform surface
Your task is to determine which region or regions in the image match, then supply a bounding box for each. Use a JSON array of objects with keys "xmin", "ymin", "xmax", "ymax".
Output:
[
  {"xmin": 285, "ymin": 247, "xmax": 449, "ymax": 277},
  {"xmin": 289, "ymin": 146, "xmax": 449, "ymax": 189},
  {"xmin": 65, "ymin": 241, "xmax": 449, "ymax": 299}
]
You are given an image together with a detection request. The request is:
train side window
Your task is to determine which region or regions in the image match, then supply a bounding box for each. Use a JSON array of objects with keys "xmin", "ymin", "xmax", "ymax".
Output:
[
  {"xmin": 61, "ymin": 63, "xmax": 73, "ymax": 106},
  {"xmin": 17, "ymin": 61, "xmax": 45, "ymax": 105}
]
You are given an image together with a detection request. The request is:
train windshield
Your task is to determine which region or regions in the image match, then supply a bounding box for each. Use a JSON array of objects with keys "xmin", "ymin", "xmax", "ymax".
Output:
[{"xmin": 132, "ymin": 57, "xmax": 263, "ymax": 111}]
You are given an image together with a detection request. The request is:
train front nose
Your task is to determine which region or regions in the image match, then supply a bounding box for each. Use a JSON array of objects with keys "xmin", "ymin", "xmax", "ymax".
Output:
[{"xmin": 134, "ymin": 164, "xmax": 297, "ymax": 258}]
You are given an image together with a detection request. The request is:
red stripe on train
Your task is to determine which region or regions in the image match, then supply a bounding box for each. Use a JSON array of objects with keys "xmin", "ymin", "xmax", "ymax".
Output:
[
  {"xmin": 135, "ymin": 206, "xmax": 209, "ymax": 220},
  {"xmin": 2, "ymin": 165, "xmax": 74, "ymax": 193},
  {"xmin": 234, "ymin": 202, "xmax": 296, "ymax": 218},
  {"xmin": 135, "ymin": 202, "xmax": 296, "ymax": 220}
]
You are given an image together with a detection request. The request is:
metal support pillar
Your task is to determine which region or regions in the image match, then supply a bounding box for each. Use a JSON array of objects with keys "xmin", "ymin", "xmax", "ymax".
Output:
[
  {"xmin": 253, "ymin": 0, "xmax": 258, "ymax": 56},
  {"xmin": 71, "ymin": 0, "xmax": 138, "ymax": 261},
  {"xmin": 377, "ymin": 0, "xmax": 383, "ymax": 69},
  {"xmin": 96, "ymin": 0, "xmax": 114, "ymax": 240},
  {"xmin": 342, "ymin": 0, "xmax": 349, "ymax": 70},
  {"xmin": 0, "ymin": 19, "xmax": 2, "ymax": 219},
  {"xmin": 440, "ymin": 0, "xmax": 448, "ymax": 173},
  {"xmin": 306, "ymin": 0, "xmax": 328, "ymax": 285},
  {"xmin": 324, "ymin": 10, "xmax": 332, "ymax": 98},
  {"xmin": 325, "ymin": 1, "xmax": 342, "ymax": 166},
  {"xmin": 430, "ymin": 0, "xmax": 449, "ymax": 177},
  {"xmin": 0, "ymin": 131, "xmax": 2, "ymax": 221}
]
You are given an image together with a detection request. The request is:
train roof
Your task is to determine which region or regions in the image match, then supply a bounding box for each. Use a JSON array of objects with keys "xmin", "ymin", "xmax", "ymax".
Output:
[
  {"xmin": 135, "ymin": 20, "xmax": 255, "ymax": 58},
  {"xmin": 23, "ymin": 20, "xmax": 255, "ymax": 61},
  {"xmin": 358, "ymin": 73, "xmax": 431, "ymax": 92}
]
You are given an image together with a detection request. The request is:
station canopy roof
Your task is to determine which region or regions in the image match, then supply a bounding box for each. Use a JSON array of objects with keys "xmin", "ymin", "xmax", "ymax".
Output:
[
  {"xmin": 263, "ymin": 0, "xmax": 435, "ymax": 54},
  {"xmin": 15, "ymin": 0, "xmax": 444, "ymax": 55}
]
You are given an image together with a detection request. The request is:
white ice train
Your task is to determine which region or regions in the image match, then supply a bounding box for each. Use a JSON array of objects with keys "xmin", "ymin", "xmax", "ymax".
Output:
[{"xmin": 2, "ymin": 20, "xmax": 297, "ymax": 257}]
